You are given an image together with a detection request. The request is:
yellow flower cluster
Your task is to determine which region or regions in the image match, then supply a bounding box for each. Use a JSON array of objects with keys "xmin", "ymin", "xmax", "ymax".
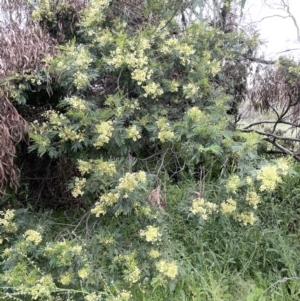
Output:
[
  {"xmin": 71, "ymin": 177, "xmax": 86, "ymax": 198},
  {"xmin": 31, "ymin": 120, "xmax": 47, "ymax": 134},
  {"xmin": 130, "ymin": 50, "xmax": 149, "ymax": 68},
  {"xmin": 277, "ymin": 158, "xmax": 289, "ymax": 175},
  {"xmin": 137, "ymin": 170, "xmax": 147, "ymax": 181},
  {"xmin": 117, "ymin": 173, "xmax": 139, "ymax": 192},
  {"xmin": 66, "ymin": 96, "xmax": 87, "ymax": 111},
  {"xmin": 85, "ymin": 293, "xmax": 99, "ymax": 301},
  {"xmin": 59, "ymin": 272, "xmax": 73, "ymax": 285},
  {"xmin": 187, "ymin": 107, "xmax": 206, "ymax": 122},
  {"xmin": 45, "ymin": 241, "xmax": 83, "ymax": 266},
  {"xmin": 124, "ymin": 99, "xmax": 140, "ymax": 111},
  {"xmin": 246, "ymin": 176, "xmax": 253, "ymax": 185},
  {"xmin": 138, "ymin": 205, "xmax": 152, "ymax": 216},
  {"xmin": 140, "ymin": 225, "xmax": 161, "ymax": 243},
  {"xmin": 161, "ymin": 38, "xmax": 195, "ymax": 61},
  {"xmin": 257, "ymin": 165, "xmax": 281, "ymax": 192},
  {"xmin": 127, "ymin": 125, "xmax": 141, "ymax": 141},
  {"xmin": 109, "ymin": 47, "xmax": 124, "ymax": 67},
  {"xmin": 91, "ymin": 203, "xmax": 106, "ymax": 217},
  {"xmin": 76, "ymin": 48, "xmax": 92, "ymax": 67},
  {"xmin": 95, "ymin": 160, "xmax": 116, "ymax": 176},
  {"xmin": 100, "ymin": 192, "xmax": 120, "ymax": 206},
  {"xmin": 132, "ymin": 68, "xmax": 153, "ymax": 85},
  {"xmin": 74, "ymin": 71, "xmax": 90, "ymax": 90},
  {"xmin": 156, "ymin": 118, "xmax": 174, "ymax": 143},
  {"xmin": 98, "ymin": 233, "xmax": 114, "ymax": 245},
  {"xmin": 124, "ymin": 267, "xmax": 141, "ymax": 284},
  {"xmin": 178, "ymin": 43, "xmax": 195, "ymax": 56},
  {"xmin": 209, "ymin": 60, "xmax": 221, "ymax": 76},
  {"xmin": 81, "ymin": 0, "xmax": 109, "ymax": 27},
  {"xmin": 24, "ymin": 230, "xmax": 42, "ymax": 245},
  {"xmin": 143, "ymin": 82, "xmax": 163, "ymax": 98},
  {"xmin": 2, "ymin": 248, "xmax": 11, "ymax": 257},
  {"xmin": 92, "ymin": 192, "xmax": 120, "ymax": 216},
  {"xmin": 0, "ymin": 209, "xmax": 18, "ymax": 233},
  {"xmin": 119, "ymin": 252, "xmax": 141, "ymax": 284},
  {"xmin": 139, "ymin": 37, "xmax": 151, "ymax": 50},
  {"xmin": 108, "ymin": 290, "xmax": 132, "ymax": 301},
  {"xmin": 169, "ymin": 80, "xmax": 180, "ymax": 92},
  {"xmin": 43, "ymin": 110, "xmax": 67, "ymax": 129},
  {"xmin": 149, "ymin": 249, "xmax": 161, "ymax": 259},
  {"xmin": 78, "ymin": 159, "xmax": 116, "ymax": 176},
  {"xmin": 28, "ymin": 275, "xmax": 55, "ymax": 300},
  {"xmin": 77, "ymin": 160, "xmax": 92, "ymax": 174},
  {"xmin": 190, "ymin": 198, "xmax": 218, "ymax": 220},
  {"xmin": 220, "ymin": 198, "xmax": 237, "ymax": 214},
  {"xmin": 93, "ymin": 28, "xmax": 113, "ymax": 44},
  {"xmin": 59, "ymin": 127, "xmax": 85, "ymax": 142},
  {"xmin": 246, "ymin": 191, "xmax": 261, "ymax": 209},
  {"xmin": 118, "ymin": 291, "xmax": 132, "ymax": 301},
  {"xmin": 236, "ymin": 211, "xmax": 257, "ymax": 226},
  {"xmin": 109, "ymin": 46, "xmax": 148, "ymax": 70},
  {"xmin": 78, "ymin": 267, "xmax": 89, "ymax": 280},
  {"xmin": 117, "ymin": 171, "xmax": 147, "ymax": 193},
  {"xmin": 156, "ymin": 260, "xmax": 178, "ymax": 279},
  {"xmin": 158, "ymin": 130, "xmax": 174, "ymax": 142},
  {"xmin": 31, "ymin": 0, "xmax": 53, "ymax": 21},
  {"xmin": 256, "ymin": 159, "xmax": 290, "ymax": 192},
  {"xmin": 93, "ymin": 121, "xmax": 114, "ymax": 148},
  {"xmin": 226, "ymin": 175, "xmax": 240, "ymax": 193},
  {"xmin": 183, "ymin": 83, "xmax": 199, "ymax": 99},
  {"xmin": 116, "ymin": 99, "xmax": 140, "ymax": 117}
]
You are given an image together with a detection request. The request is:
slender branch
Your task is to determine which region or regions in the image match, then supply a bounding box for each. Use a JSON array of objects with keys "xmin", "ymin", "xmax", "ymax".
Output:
[
  {"xmin": 264, "ymin": 137, "xmax": 300, "ymax": 162},
  {"xmin": 282, "ymin": 0, "xmax": 300, "ymax": 42},
  {"xmin": 240, "ymin": 128, "xmax": 300, "ymax": 142},
  {"xmin": 253, "ymin": 14, "xmax": 290, "ymax": 23},
  {"xmin": 269, "ymin": 103, "xmax": 280, "ymax": 125},
  {"xmin": 265, "ymin": 150, "xmax": 286, "ymax": 155},
  {"xmin": 159, "ymin": 0, "xmax": 183, "ymax": 31},
  {"xmin": 244, "ymin": 56, "xmax": 275, "ymax": 64},
  {"xmin": 276, "ymin": 48, "xmax": 300, "ymax": 54},
  {"xmin": 242, "ymin": 120, "xmax": 296, "ymax": 129}
]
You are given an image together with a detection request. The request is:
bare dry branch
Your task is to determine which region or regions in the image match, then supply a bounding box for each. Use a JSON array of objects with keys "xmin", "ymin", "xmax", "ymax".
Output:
[
  {"xmin": 243, "ymin": 120, "xmax": 296, "ymax": 129},
  {"xmin": 264, "ymin": 137, "xmax": 300, "ymax": 162}
]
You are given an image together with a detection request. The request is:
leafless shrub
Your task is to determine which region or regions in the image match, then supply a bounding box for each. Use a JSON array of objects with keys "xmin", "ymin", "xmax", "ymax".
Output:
[
  {"xmin": 241, "ymin": 62, "xmax": 300, "ymax": 161},
  {"xmin": 250, "ymin": 63, "xmax": 300, "ymax": 122}
]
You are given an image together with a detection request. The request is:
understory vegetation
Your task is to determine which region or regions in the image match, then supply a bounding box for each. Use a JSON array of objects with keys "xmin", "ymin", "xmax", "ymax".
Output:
[{"xmin": 1, "ymin": 0, "xmax": 300, "ymax": 300}]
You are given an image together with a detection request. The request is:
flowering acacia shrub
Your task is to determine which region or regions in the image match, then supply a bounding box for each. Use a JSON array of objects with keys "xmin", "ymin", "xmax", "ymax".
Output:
[
  {"xmin": 0, "ymin": 205, "xmax": 181, "ymax": 300},
  {"xmin": 29, "ymin": 0, "xmax": 260, "ymax": 201},
  {"xmin": 1, "ymin": 0, "xmax": 295, "ymax": 300},
  {"xmin": 189, "ymin": 157, "xmax": 292, "ymax": 225}
]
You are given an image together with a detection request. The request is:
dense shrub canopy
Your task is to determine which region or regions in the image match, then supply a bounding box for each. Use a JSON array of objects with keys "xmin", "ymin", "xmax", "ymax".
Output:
[{"xmin": 0, "ymin": 0, "xmax": 299, "ymax": 300}]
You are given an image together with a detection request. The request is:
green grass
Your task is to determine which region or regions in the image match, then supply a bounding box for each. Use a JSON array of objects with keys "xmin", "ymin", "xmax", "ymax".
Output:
[{"xmin": 128, "ymin": 181, "xmax": 300, "ymax": 301}]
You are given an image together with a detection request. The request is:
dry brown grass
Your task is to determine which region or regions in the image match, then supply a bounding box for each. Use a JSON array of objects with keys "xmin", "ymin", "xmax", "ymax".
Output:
[
  {"xmin": 0, "ymin": 94, "xmax": 29, "ymax": 195},
  {"xmin": 0, "ymin": 24, "xmax": 57, "ymax": 78}
]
